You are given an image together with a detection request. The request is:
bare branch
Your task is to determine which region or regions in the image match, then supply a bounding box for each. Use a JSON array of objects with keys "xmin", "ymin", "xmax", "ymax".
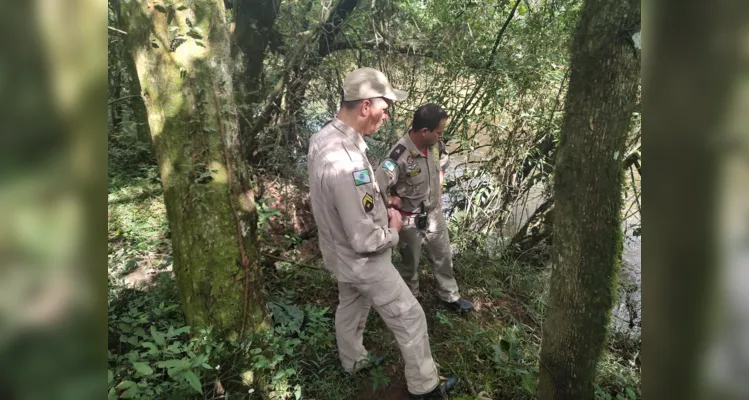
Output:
[
  {"xmin": 108, "ymin": 94, "xmax": 142, "ymax": 105},
  {"xmin": 108, "ymin": 26, "xmax": 127, "ymax": 35}
]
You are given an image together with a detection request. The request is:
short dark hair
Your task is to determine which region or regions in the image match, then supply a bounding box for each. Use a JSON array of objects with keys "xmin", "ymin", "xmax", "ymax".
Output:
[
  {"xmin": 339, "ymin": 86, "xmax": 364, "ymax": 110},
  {"xmin": 412, "ymin": 103, "xmax": 448, "ymax": 132},
  {"xmin": 341, "ymin": 99, "xmax": 363, "ymax": 110}
]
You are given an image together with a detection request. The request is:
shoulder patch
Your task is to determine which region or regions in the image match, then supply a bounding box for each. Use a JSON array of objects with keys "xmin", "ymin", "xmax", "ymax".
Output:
[
  {"xmin": 362, "ymin": 193, "xmax": 374, "ymax": 212},
  {"xmin": 389, "ymin": 144, "xmax": 407, "ymax": 161},
  {"xmin": 353, "ymin": 169, "xmax": 371, "ymax": 186},
  {"xmin": 382, "ymin": 159, "xmax": 398, "ymax": 171}
]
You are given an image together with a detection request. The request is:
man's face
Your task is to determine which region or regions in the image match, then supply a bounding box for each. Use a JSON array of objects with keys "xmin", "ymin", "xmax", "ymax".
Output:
[
  {"xmin": 360, "ymin": 97, "xmax": 391, "ymax": 136},
  {"xmin": 422, "ymin": 118, "xmax": 447, "ymax": 146}
]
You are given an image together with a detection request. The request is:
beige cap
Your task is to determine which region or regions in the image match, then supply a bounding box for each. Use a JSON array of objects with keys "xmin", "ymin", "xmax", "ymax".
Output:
[{"xmin": 342, "ymin": 67, "xmax": 408, "ymax": 102}]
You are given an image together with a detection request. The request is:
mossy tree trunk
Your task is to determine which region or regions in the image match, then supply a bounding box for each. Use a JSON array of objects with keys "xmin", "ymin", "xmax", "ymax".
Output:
[
  {"xmin": 112, "ymin": 0, "xmax": 152, "ymax": 144},
  {"xmin": 537, "ymin": 0, "xmax": 640, "ymax": 398},
  {"xmin": 119, "ymin": 0, "xmax": 269, "ymax": 337}
]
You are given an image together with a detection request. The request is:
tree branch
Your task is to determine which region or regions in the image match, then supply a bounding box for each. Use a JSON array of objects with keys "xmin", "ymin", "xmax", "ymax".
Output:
[
  {"xmin": 448, "ymin": 0, "xmax": 523, "ymax": 137},
  {"xmin": 108, "ymin": 94, "xmax": 142, "ymax": 105},
  {"xmin": 328, "ymin": 40, "xmax": 434, "ymax": 57},
  {"xmin": 108, "ymin": 26, "xmax": 127, "ymax": 35}
]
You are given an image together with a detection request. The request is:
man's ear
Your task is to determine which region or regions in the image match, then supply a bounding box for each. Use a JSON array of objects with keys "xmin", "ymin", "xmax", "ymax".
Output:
[{"xmin": 360, "ymin": 99, "xmax": 371, "ymax": 116}]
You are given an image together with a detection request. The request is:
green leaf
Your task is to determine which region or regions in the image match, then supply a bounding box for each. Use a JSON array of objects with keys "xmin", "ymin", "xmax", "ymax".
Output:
[
  {"xmin": 157, "ymin": 358, "xmax": 188, "ymax": 370},
  {"xmin": 118, "ymin": 323, "xmax": 132, "ymax": 333},
  {"xmin": 626, "ymin": 388, "xmax": 637, "ymax": 399},
  {"xmin": 150, "ymin": 326, "xmax": 165, "ymax": 345},
  {"xmin": 125, "ymin": 335, "xmax": 140, "ymax": 346},
  {"xmin": 132, "ymin": 361, "xmax": 154, "ymax": 376},
  {"xmin": 141, "ymin": 341, "xmax": 158, "ymax": 354},
  {"xmin": 183, "ymin": 370, "xmax": 202, "ymax": 394},
  {"xmin": 121, "ymin": 386, "xmax": 139, "ymax": 398},
  {"xmin": 107, "ymin": 370, "xmax": 113, "ymax": 384},
  {"xmin": 116, "ymin": 380, "xmax": 136, "ymax": 389},
  {"xmin": 172, "ymin": 326, "xmax": 191, "ymax": 336},
  {"xmin": 134, "ymin": 327, "xmax": 147, "ymax": 338},
  {"xmin": 521, "ymin": 372, "xmax": 535, "ymax": 394}
]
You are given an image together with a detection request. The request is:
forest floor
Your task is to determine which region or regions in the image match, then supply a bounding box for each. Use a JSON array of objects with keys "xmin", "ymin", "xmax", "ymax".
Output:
[{"xmin": 108, "ymin": 153, "xmax": 641, "ymax": 400}]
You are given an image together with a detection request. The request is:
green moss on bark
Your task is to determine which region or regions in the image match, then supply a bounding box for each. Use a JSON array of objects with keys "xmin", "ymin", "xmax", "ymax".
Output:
[
  {"xmin": 537, "ymin": 0, "xmax": 640, "ymax": 398},
  {"xmin": 119, "ymin": 0, "xmax": 269, "ymax": 338}
]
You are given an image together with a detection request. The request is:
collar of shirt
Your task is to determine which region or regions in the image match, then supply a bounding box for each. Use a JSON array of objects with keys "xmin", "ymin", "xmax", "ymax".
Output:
[
  {"xmin": 404, "ymin": 131, "xmax": 428, "ymax": 158},
  {"xmin": 331, "ymin": 118, "xmax": 368, "ymax": 154}
]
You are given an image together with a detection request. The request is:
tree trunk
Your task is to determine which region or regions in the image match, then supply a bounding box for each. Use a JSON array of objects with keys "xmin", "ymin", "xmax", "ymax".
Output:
[
  {"xmin": 112, "ymin": 59, "xmax": 122, "ymax": 129},
  {"xmin": 231, "ymin": 0, "xmax": 280, "ymax": 163},
  {"xmin": 112, "ymin": 0, "xmax": 152, "ymax": 144},
  {"xmin": 537, "ymin": 0, "xmax": 640, "ymax": 398},
  {"xmin": 119, "ymin": 0, "xmax": 268, "ymax": 337},
  {"xmin": 126, "ymin": 56, "xmax": 153, "ymax": 145}
]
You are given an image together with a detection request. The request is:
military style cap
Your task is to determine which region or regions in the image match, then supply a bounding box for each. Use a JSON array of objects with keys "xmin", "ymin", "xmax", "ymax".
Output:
[{"xmin": 342, "ymin": 67, "xmax": 409, "ymax": 102}]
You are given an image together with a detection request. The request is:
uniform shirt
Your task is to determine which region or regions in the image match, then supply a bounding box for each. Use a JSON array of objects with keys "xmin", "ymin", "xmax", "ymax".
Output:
[
  {"xmin": 308, "ymin": 118, "xmax": 399, "ymax": 283},
  {"xmin": 375, "ymin": 133, "xmax": 449, "ymax": 214}
]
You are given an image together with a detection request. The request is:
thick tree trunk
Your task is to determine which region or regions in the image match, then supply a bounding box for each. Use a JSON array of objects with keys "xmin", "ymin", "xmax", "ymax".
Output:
[
  {"xmin": 119, "ymin": 0, "xmax": 268, "ymax": 337},
  {"xmin": 112, "ymin": 0, "xmax": 152, "ymax": 144},
  {"xmin": 231, "ymin": 0, "xmax": 280, "ymax": 162},
  {"xmin": 537, "ymin": 0, "xmax": 640, "ymax": 398},
  {"xmin": 123, "ymin": 54, "xmax": 152, "ymax": 144}
]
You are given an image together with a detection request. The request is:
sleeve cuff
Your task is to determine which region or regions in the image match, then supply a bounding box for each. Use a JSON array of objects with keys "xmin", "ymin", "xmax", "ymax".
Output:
[{"xmin": 387, "ymin": 227, "xmax": 400, "ymax": 248}]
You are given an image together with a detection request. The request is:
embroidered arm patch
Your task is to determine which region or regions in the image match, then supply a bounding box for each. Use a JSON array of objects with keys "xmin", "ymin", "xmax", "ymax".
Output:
[
  {"xmin": 362, "ymin": 193, "xmax": 374, "ymax": 212},
  {"xmin": 382, "ymin": 159, "xmax": 397, "ymax": 171},
  {"xmin": 389, "ymin": 144, "xmax": 407, "ymax": 161},
  {"xmin": 353, "ymin": 169, "xmax": 371, "ymax": 186}
]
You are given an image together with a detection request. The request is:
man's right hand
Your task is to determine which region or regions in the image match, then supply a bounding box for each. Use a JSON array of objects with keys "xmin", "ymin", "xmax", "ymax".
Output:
[{"xmin": 387, "ymin": 208, "xmax": 403, "ymax": 232}]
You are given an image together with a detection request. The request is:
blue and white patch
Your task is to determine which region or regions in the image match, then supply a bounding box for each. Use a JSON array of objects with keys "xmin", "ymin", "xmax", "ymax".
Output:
[
  {"xmin": 353, "ymin": 169, "xmax": 371, "ymax": 186},
  {"xmin": 382, "ymin": 159, "xmax": 397, "ymax": 171}
]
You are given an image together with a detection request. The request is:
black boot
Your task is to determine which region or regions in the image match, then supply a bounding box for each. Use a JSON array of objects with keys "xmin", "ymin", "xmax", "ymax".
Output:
[
  {"xmin": 442, "ymin": 298, "xmax": 474, "ymax": 313},
  {"xmin": 408, "ymin": 374, "xmax": 458, "ymax": 399}
]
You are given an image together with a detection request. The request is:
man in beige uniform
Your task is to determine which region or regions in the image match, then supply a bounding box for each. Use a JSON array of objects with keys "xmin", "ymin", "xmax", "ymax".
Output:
[
  {"xmin": 307, "ymin": 69, "xmax": 457, "ymax": 399},
  {"xmin": 375, "ymin": 103, "xmax": 474, "ymax": 313}
]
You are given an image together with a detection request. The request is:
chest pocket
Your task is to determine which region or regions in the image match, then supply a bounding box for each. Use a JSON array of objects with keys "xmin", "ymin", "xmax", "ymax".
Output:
[{"xmin": 402, "ymin": 170, "xmax": 427, "ymax": 198}]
